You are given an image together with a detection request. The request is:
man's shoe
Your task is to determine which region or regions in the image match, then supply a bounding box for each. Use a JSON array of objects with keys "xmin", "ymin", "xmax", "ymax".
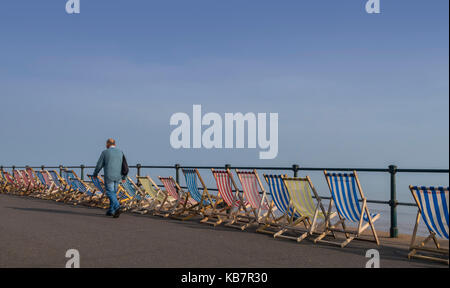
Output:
[
  {"xmin": 106, "ymin": 211, "xmax": 113, "ymax": 216},
  {"xmin": 113, "ymin": 209, "xmax": 121, "ymax": 218}
]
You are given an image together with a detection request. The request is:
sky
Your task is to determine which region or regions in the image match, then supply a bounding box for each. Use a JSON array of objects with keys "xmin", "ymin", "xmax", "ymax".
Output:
[{"xmin": 0, "ymin": 0, "xmax": 448, "ymax": 196}]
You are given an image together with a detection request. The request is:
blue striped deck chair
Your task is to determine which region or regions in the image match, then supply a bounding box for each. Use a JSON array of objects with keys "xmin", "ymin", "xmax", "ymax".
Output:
[
  {"xmin": 315, "ymin": 170, "xmax": 381, "ymax": 248},
  {"xmin": 258, "ymin": 174, "xmax": 308, "ymax": 236},
  {"xmin": 87, "ymin": 175, "xmax": 116, "ymax": 209},
  {"xmin": 181, "ymin": 168, "xmax": 218, "ymax": 221},
  {"xmin": 67, "ymin": 176, "xmax": 103, "ymax": 206},
  {"xmin": 408, "ymin": 186, "xmax": 449, "ymax": 264},
  {"xmin": 34, "ymin": 170, "xmax": 59, "ymax": 199},
  {"xmin": 119, "ymin": 177, "xmax": 153, "ymax": 212}
]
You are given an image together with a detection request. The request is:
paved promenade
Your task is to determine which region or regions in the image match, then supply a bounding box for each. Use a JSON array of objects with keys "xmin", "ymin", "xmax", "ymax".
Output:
[{"xmin": 0, "ymin": 194, "xmax": 446, "ymax": 268}]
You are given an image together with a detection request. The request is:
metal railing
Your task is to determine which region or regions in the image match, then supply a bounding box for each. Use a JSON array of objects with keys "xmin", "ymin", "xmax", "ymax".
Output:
[{"xmin": 1, "ymin": 163, "xmax": 448, "ymax": 238}]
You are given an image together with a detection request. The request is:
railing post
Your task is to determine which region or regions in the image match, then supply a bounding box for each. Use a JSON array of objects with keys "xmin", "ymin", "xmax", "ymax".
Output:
[
  {"xmin": 12, "ymin": 165, "xmax": 15, "ymax": 172},
  {"xmin": 225, "ymin": 164, "xmax": 231, "ymax": 170},
  {"xmin": 80, "ymin": 165, "xmax": 85, "ymax": 181},
  {"xmin": 59, "ymin": 165, "xmax": 63, "ymax": 176},
  {"xmin": 292, "ymin": 164, "xmax": 299, "ymax": 177},
  {"xmin": 175, "ymin": 164, "xmax": 180, "ymax": 183},
  {"xmin": 41, "ymin": 165, "xmax": 45, "ymax": 171},
  {"xmin": 389, "ymin": 165, "xmax": 398, "ymax": 238},
  {"xmin": 136, "ymin": 164, "xmax": 142, "ymax": 177}
]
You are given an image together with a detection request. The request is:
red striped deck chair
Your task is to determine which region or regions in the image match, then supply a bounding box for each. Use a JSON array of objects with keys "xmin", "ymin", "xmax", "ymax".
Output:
[
  {"xmin": 235, "ymin": 169, "xmax": 276, "ymax": 229},
  {"xmin": 158, "ymin": 176, "xmax": 197, "ymax": 220},
  {"xmin": 408, "ymin": 186, "xmax": 449, "ymax": 264},
  {"xmin": 25, "ymin": 167, "xmax": 46, "ymax": 197},
  {"xmin": 35, "ymin": 170, "xmax": 61, "ymax": 200},
  {"xmin": 14, "ymin": 170, "xmax": 30, "ymax": 195},
  {"xmin": 210, "ymin": 168, "xmax": 253, "ymax": 230},
  {"xmin": 3, "ymin": 171, "xmax": 23, "ymax": 194}
]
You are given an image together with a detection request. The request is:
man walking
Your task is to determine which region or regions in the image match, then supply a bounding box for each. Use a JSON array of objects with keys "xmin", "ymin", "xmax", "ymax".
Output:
[{"xmin": 93, "ymin": 138, "xmax": 129, "ymax": 218}]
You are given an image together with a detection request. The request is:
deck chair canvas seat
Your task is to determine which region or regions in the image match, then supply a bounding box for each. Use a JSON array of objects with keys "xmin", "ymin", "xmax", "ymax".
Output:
[
  {"xmin": 408, "ymin": 186, "xmax": 449, "ymax": 264},
  {"xmin": 315, "ymin": 171, "xmax": 381, "ymax": 248},
  {"xmin": 258, "ymin": 174, "xmax": 309, "ymax": 237}
]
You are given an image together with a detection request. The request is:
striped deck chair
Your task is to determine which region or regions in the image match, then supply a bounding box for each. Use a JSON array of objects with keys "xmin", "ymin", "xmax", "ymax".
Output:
[
  {"xmin": 14, "ymin": 170, "xmax": 30, "ymax": 195},
  {"xmin": 235, "ymin": 169, "xmax": 275, "ymax": 229},
  {"xmin": 182, "ymin": 168, "xmax": 220, "ymax": 221},
  {"xmin": 0, "ymin": 170, "xmax": 11, "ymax": 193},
  {"xmin": 259, "ymin": 174, "xmax": 308, "ymax": 236},
  {"xmin": 25, "ymin": 167, "xmax": 46, "ymax": 197},
  {"xmin": 408, "ymin": 186, "xmax": 449, "ymax": 264},
  {"xmin": 137, "ymin": 176, "xmax": 176, "ymax": 215},
  {"xmin": 66, "ymin": 176, "xmax": 103, "ymax": 206},
  {"xmin": 158, "ymin": 176, "xmax": 197, "ymax": 220},
  {"xmin": 210, "ymin": 169, "xmax": 252, "ymax": 229},
  {"xmin": 315, "ymin": 170, "xmax": 381, "ymax": 248},
  {"xmin": 48, "ymin": 170, "xmax": 71, "ymax": 200},
  {"xmin": 119, "ymin": 177, "xmax": 153, "ymax": 212},
  {"xmin": 34, "ymin": 170, "xmax": 60, "ymax": 199},
  {"xmin": 87, "ymin": 175, "xmax": 114, "ymax": 209},
  {"xmin": 4, "ymin": 171, "xmax": 23, "ymax": 194},
  {"xmin": 279, "ymin": 176, "xmax": 337, "ymax": 242}
]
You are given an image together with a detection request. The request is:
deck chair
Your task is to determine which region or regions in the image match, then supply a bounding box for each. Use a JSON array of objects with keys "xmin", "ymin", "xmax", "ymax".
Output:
[
  {"xmin": 119, "ymin": 177, "xmax": 154, "ymax": 212},
  {"xmin": 259, "ymin": 174, "xmax": 308, "ymax": 236},
  {"xmin": 25, "ymin": 167, "xmax": 46, "ymax": 197},
  {"xmin": 158, "ymin": 176, "xmax": 197, "ymax": 219},
  {"xmin": 14, "ymin": 170, "xmax": 30, "ymax": 195},
  {"xmin": 235, "ymin": 169, "xmax": 275, "ymax": 229},
  {"xmin": 3, "ymin": 171, "xmax": 23, "ymax": 194},
  {"xmin": 48, "ymin": 170, "xmax": 71, "ymax": 201},
  {"xmin": 0, "ymin": 170, "xmax": 12, "ymax": 193},
  {"xmin": 87, "ymin": 175, "xmax": 117, "ymax": 209},
  {"xmin": 137, "ymin": 176, "xmax": 176, "ymax": 216},
  {"xmin": 279, "ymin": 176, "xmax": 337, "ymax": 242},
  {"xmin": 182, "ymin": 168, "xmax": 220, "ymax": 221},
  {"xmin": 315, "ymin": 170, "xmax": 381, "ymax": 248},
  {"xmin": 210, "ymin": 169, "xmax": 253, "ymax": 230},
  {"xmin": 34, "ymin": 170, "xmax": 61, "ymax": 199},
  {"xmin": 408, "ymin": 186, "xmax": 449, "ymax": 264}
]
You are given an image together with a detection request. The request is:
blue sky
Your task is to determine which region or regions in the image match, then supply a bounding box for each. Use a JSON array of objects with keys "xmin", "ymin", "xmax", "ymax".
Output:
[{"xmin": 0, "ymin": 0, "xmax": 448, "ymax": 172}]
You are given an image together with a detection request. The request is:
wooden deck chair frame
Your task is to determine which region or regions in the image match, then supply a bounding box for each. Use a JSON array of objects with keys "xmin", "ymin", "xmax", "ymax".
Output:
[
  {"xmin": 315, "ymin": 170, "xmax": 380, "ymax": 248},
  {"xmin": 279, "ymin": 176, "xmax": 337, "ymax": 242},
  {"xmin": 408, "ymin": 185, "xmax": 449, "ymax": 265},
  {"xmin": 136, "ymin": 175, "xmax": 176, "ymax": 216},
  {"xmin": 209, "ymin": 168, "xmax": 253, "ymax": 230},
  {"xmin": 235, "ymin": 169, "xmax": 276, "ymax": 229},
  {"xmin": 258, "ymin": 174, "xmax": 310, "ymax": 237},
  {"xmin": 182, "ymin": 168, "xmax": 221, "ymax": 222},
  {"xmin": 25, "ymin": 167, "xmax": 47, "ymax": 197},
  {"xmin": 47, "ymin": 170, "xmax": 72, "ymax": 201},
  {"xmin": 158, "ymin": 176, "xmax": 197, "ymax": 220}
]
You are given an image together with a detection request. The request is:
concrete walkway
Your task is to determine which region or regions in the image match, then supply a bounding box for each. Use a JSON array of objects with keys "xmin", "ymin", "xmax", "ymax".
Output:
[{"xmin": 0, "ymin": 194, "xmax": 446, "ymax": 268}]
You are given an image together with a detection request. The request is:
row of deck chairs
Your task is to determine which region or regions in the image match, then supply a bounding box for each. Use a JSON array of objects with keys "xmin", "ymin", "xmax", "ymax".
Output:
[{"xmin": 0, "ymin": 167, "xmax": 448, "ymax": 264}]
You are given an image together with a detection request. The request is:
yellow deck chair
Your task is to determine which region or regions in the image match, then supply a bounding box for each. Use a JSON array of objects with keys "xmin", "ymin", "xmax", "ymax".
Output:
[
  {"xmin": 137, "ymin": 175, "xmax": 176, "ymax": 215},
  {"xmin": 281, "ymin": 176, "xmax": 337, "ymax": 242}
]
